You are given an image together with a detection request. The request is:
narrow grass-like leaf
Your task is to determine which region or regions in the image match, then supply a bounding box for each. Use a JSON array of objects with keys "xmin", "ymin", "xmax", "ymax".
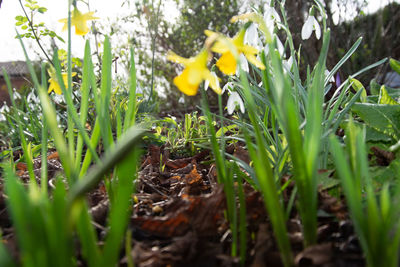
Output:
[
  {"xmin": 240, "ymin": 68, "xmax": 293, "ymax": 267},
  {"xmin": 76, "ymin": 200, "xmax": 100, "ymax": 266},
  {"xmin": 98, "ymin": 36, "xmax": 113, "ymax": 149},
  {"xmin": 68, "ymin": 126, "xmax": 145, "ymax": 205},
  {"xmin": 17, "ymin": 32, "xmax": 75, "ymax": 181},
  {"xmin": 390, "ymin": 58, "xmax": 400, "ymax": 75},
  {"xmin": 123, "ymin": 48, "xmax": 138, "ymax": 132},
  {"xmin": 75, "ymin": 41, "xmax": 94, "ymax": 171},
  {"xmin": 101, "ymin": 148, "xmax": 140, "ymax": 266}
]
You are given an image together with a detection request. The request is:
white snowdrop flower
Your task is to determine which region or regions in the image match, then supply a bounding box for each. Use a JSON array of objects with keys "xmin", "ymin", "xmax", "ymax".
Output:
[
  {"xmin": 1, "ymin": 102, "xmax": 9, "ymax": 113},
  {"xmin": 13, "ymin": 89, "xmax": 21, "ymax": 100},
  {"xmin": 264, "ymin": 5, "xmax": 281, "ymax": 30},
  {"xmin": 236, "ymin": 54, "xmax": 249, "ymax": 76},
  {"xmin": 204, "ymin": 72, "xmax": 219, "ymax": 91},
  {"xmin": 0, "ymin": 113, "xmax": 6, "ymax": 122},
  {"xmin": 27, "ymin": 90, "xmax": 38, "ymax": 103},
  {"xmin": 178, "ymin": 96, "xmax": 185, "ymax": 104},
  {"xmin": 276, "ymin": 36, "xmax": 285, "ymax": 56},
  {"xmin": 301, "ymin": 15, "xmax": 321, "ymax": 40},
  {"xmin": 283, "ymin": 56, "xmax": 293, "ymax": 73},
  {"xmin": 265, "ymin": 36, "xmax": 285, "ymax": 57},
  {"xmin": 222, "ymin": 82, "xmax": 234, "ymax": 95},
  {"xmin": 325, "ymin": 70, "xmax": 335, "ymax": 83},
  {"xmin": 53, "ymin": 94, "xmax": 65, "ymax": 104},
  {"xmin": 245, "ymin": 23, "xmax": 259, "ymax": 48},
  {"xmin": 227, "ymin": 91, "xmax": 245, "ymax": 114}
]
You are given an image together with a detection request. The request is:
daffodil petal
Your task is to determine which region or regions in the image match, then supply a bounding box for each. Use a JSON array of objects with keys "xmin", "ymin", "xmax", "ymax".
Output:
[
  {"xmin": 59, "ymin": 8, "xmax": 98, "ymax": 36},
  {"xmin": 167, "ymin": 51, "xmax": 190, "ymax": 65},
  {"xmin": 48, "ymin": 78, "xmax": 62, "ymax": 95},
  {"xmin": 211, "ymin": 41, "xmax": 230, "ymax": 54},
  {"xmin": 204, "ymin": 29, "xmax": 217, "ymax": 37},
  {"xmin": 244, "ymin": 53, "xmax": 265, "ymax": 70},
  {"xmin": 216, "ymin": 52, "xmax": 237, "ymax": 75},
  {"xmin": 240, "ymin": 44, "xmax": 259, "ymax": 55}
]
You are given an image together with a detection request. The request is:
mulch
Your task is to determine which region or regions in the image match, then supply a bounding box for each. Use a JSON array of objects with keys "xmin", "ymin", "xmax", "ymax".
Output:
[{"xmin": 0, "ymin": 143, "xmax": 365, "ymax": 266}]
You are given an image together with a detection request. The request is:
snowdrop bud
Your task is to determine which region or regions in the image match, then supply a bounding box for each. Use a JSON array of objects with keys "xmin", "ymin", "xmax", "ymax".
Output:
[
  {"xmin": 227, "ymin": 92, "xmax": 245, "ymax": 114},
  {"xmin": 336, "ymin": 73, "xmax": 341, "ymax": 87},
  {"xmin": 178, "ymin": 96, "xmax": 185, "ymax": 104}
]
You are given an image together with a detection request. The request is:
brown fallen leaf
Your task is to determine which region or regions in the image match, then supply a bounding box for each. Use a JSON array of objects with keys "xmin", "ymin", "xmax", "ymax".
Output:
[
  {"xmin": 370, "ymin": 146, "xmax": 395, "ymax": 166},
  {"xmin": 132, "ymin": 186, "xmax": 226, "ymax": 238}
]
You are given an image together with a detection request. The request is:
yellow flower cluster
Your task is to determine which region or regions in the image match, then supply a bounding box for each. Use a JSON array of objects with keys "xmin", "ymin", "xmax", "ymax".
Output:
[{"xmin": 167, "ymin": 16, "xmax": 267, "ymax": 96}]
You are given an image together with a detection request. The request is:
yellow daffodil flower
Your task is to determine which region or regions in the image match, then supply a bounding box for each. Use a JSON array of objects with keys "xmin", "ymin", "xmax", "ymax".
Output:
[
  {"xmin": 48, "ymin": 70, "xmax": 76, "ymax": 95},
  {"xmin": 167, "ymin": 49, "xmax": 221, "ymax": 96},
  {"xmin": 59, "ymin": 8, "xmax": 99, "ymax": 36},
  {"xmin": 205, "ymin": 28, "xmax": 265, "ymax": 75}
]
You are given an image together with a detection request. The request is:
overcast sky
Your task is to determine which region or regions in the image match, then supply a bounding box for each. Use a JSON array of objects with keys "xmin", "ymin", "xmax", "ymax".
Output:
[{"xmin": 0, "ymin": 0, "xmax": 397, "ymax": 62}]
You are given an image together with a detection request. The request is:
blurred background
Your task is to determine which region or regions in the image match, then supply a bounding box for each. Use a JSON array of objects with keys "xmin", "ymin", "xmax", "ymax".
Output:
[{"xmin": 1, "ymin": 0, "xmax": 399, "ymax": 114}]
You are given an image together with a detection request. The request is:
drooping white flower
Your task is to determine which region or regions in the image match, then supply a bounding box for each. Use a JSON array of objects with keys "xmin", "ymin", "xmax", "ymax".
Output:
[
  {"xmin": 245, "ymin": 23, "xmax": 259, "ymax": 47},
  {"xmin": 276, "ymin": 36, "xmax": 285, "ymax": 56},
  {"xmin": 301, "ymin": 15, "xmax": 321, "ymax": 40},
  {"xmin": 325, "ymin": 69, "xmax": 335, "ymax": 83},
  {"xmin": 204, "ymin": 71, "xmax": 219, "ymax": 91},
  {"xmin": 13, "ymin": 89, "xmax": 21, "ymax": 100},
  {"xmin": 264, "ymin": 35, "xmax": 285, "ymax": 57},
  {"xmin": 264, "ymin": 5, "xmax": 281, "ymax": 30},
  {"xmin": 227, "ymin": 91, "xmax": 245, "ymax": 114},
  {"xmin": 222, "ymin": 82, "xmax": 234, "ymax": 95},
  {"xmin": 0, "ymin": 113, "xmax": 6, "ymax": 122},
  {"xmin": 1, "ymin": 102, "xmax": 10, "ymax": 113},
  {"xmin": 178, "ymin": 96, "xmax": 185, "ymax": 104},
  {"xmin": 283, "ymin": 56, "xmax": 293, "ymax": 73}
]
